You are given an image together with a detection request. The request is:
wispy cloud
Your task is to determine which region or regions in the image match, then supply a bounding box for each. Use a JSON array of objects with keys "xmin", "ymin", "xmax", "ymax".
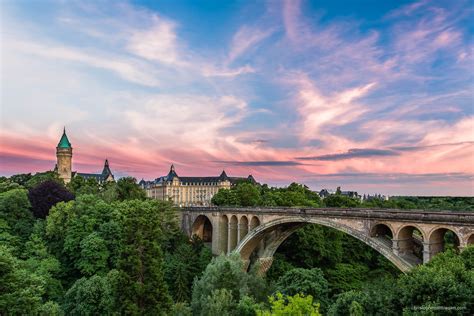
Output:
[
  {"xmin": 297, "ymin": 148, "xmax": 399, "ymax": 161},
  {"xmin": 1, "ymin": 0, "xmax": 472, "ymax": 195},
  {"xmin": 215, "ymin": 160, "xmax": 303, "ymax": 167},
  {"xmin": 228, "ymin": 25, "xmax": 274, "ymax": 63}
]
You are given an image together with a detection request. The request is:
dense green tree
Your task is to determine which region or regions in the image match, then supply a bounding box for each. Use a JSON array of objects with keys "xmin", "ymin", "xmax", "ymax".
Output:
[
  {"xmin": 25, "ymin": 171, "xmax": 63, "ymax": 188},
  {"xmin": 326, "ymin": 263, "xmax": 370, "ymax": 294},
  {"xmin": 200, "ymin": 288, "xmax": 237, "ymax": 315},
  {"xmin": 63, "ymin": 271, "xmax": 118, "ymax": 315},
  {"xmin": 460, "ymin": 245, "xmax": 474, "ymax": 269},
  {"xmin": 0, "ymin": 245, "xmax": 57, "ymax": 314},
  {"xmin": 117, "ymin": 199, "xmax": 172, "ymax": 315},
  {"xmin": 396, "ymin": 249, "xmax": 474, "ymax": 314},
  {"xmin": 327, "ymin": 291, "xmax": 367, "ymax": 316},
  {"xmin": 23, "ymin": 221, "xmax": 63, "ymax": 301},
  {"xmin": 0, "ymin": 179, "xmax": 23, "ymax": 193},
  {"xmin": 169, "ymin": 302, "xmax": 192, "ymax": 316},
  {"xmin": 323, "ymin": 194, "xmax": 360, "ymax": 207},
  {"xmin": 257, "ymin": 293, "xmax": 321, "ymax": 316},
  {"xmin": 0, "ymin": 188, "xmax": 34, "ymax": 244},
  {"xmin": 45, "ymin": 195, "xmax": 118, "ymax": 285},
  {"xmin": 116, "ymin": 177, "xmax": 146, "ymax": 201},
  {"xmin": 28, "ymin": 180, "xmax": 74, "ymax": 219},
  {"xmin": 235, "ymin": 183, "xmax": 262, "ymax": 206},
  {"xmin": 274, "ymin": 225, "xmax": 343, "ymax": 271},
  {"xmin": 276, "ymin": 268, "xmax": 329, "ymax": 310},
  {"xmin": 9, "ymin": 173, "xmax": 32, "ymax": 186},
  {"xmin": 77, "ymin": 232, "xmax": 110, "ymax": 276},
  {"xmin": 191, "ymin": 253, "xmax": 268, "ymax": 315},
  {"xmin": 211, "ymin": 188, "xmax": 239, "ymax": 206},
  {"xmin": 67, "ymin": 176, "xmax": 100, "ymax": 196}
]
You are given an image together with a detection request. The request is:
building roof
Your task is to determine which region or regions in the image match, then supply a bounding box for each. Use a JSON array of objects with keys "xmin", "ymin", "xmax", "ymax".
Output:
[
  {"xmin": 139, "ymin": 165, "xmax": 256, "ymax": 187},
  {"xmin": 74, "ymin": 159, "xmax": 114, "ymax": 182},
  {"xmin": 57, "ymin": 127, "xmax": 72, "ymax": 148}
]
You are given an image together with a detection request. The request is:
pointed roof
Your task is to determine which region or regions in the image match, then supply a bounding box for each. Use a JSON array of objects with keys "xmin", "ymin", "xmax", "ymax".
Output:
[
  {"xmin": 166, "ymin": 164, "xmax": 179, "ymax": 180},
  {"xmin": 57, "ymin": 127, "xmax": 72, "ymax": 148},
  {"xmin": 102, "ymin": 159, "xmax": 112, "ymax": 176},
  {"xmin": 219, "ymin": 170, "xmax": 228, "ymax": 180}
]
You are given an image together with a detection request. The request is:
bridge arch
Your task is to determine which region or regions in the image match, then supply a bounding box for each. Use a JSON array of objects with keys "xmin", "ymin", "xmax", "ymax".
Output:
[
  {"xmin": 219, "ymin": 215, "xmax": 229, "ymax": 254},
  {"xmin": 191, "ymin": 215, "xmax": 213, "ymax": 242},
  {"xmin": 235, "ymin": 217, "xmax": 414, "ymax": 273},
  {"xmin": 229, "ymin": 215, "xmax": 239, "ymax": 252},
  {"xmin": 395, "ymin": 225, "xmax": 425, "ymax": 264},
  {"xmin": 250, "ymin": 216, "xmax": 260, "ymax": 230},
  {"xmin": 427, "ymin": 226, "xmax": 461, "ymax": 256},
  {"xmin": 468, "ymin": 233, "xmax": 474, "ymax": 246},
  {"xmin": 239, "ymin": 216, "xmax": 249, "ymax": 241},
  {"xmin": 370, "ymin": 223, "xmax": 394, "ymax": 247}
]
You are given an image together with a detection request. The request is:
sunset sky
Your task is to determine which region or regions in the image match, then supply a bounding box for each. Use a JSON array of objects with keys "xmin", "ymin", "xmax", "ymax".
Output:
[{"xmin": 1, "ymin": 0, "xmax": 473, "ymax": 195}]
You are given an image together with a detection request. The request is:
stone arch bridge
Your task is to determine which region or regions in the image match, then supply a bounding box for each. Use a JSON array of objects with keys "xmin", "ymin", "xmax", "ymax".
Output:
[{"xmin": 181, "ymin": 207, "xmax": 474, "ymax": 273}]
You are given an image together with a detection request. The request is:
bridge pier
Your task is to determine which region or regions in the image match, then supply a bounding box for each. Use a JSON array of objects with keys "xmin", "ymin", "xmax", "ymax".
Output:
[{"xmin": 228, "ymin": 219, "xmax": 238, "ymax": 253}]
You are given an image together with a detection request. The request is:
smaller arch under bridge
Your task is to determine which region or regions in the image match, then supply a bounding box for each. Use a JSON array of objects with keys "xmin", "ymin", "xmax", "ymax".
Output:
[{"xmin": 181, "ymin": 207, "xmax": 474, "ymax": 273}]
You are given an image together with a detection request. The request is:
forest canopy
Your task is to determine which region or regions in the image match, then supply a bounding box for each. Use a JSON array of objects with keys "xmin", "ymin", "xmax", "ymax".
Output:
[{"xmin": 0, "ymin": 172, "xmax": 472, "ymax": 315}]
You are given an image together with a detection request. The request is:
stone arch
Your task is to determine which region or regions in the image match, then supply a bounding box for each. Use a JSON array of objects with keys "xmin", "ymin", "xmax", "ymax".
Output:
[
  {"xmin": 219, "ymin": 215, "xmax": 229, "ymax": 254},
  {"xmin": 395, "ymin": 225, "xmax": 425, "ymax": 264},
  {"xmin": 250, "ymin": 216, "xmax": 260, "ymax": 230},
  {"xmin": 236, "ymin": 217, "xmax": 414, "ymax": 273},
  {"xmin": 191, "ymin": 215, "xmax": 213, "ymax": 243},
  {"xmin": 370, "ymin": 223, "xmax": 394, "ymax": 247},
  {"xmin": 229, "ymin": 215, "xmax": 239, "ymax": 252},
  {"xmin": 239, "ymin": 216, "xmax": 249, "ymax": 242},
  {"xmin": 428, "ymin": 227, "xmax": 460, "ymax": 257},
  {"xmin": 468, "ymin": 234, "xmax": 474, "ymax": 246}
]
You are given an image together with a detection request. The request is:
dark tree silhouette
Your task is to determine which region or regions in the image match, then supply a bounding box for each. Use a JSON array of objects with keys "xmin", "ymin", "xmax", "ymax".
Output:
[{"xmin": 28, "ymin": 180, "xmax": 74, "ymax": 219}]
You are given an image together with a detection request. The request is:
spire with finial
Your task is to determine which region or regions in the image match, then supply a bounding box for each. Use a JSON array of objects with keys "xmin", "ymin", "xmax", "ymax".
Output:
[
  {"xmin": 219, "ymin": 170, "xmax": 228, "ymax": 180},
  {"xmin": 102, "ymin": 158, "xmax": 111, "ymax": 175},
  {"xmin": 167, "ymin": 164, "xmax": 178, "ymax": 180},
  {"xmin": 57, "ymin": 127, "xmax": 72, "ymax": 148}
]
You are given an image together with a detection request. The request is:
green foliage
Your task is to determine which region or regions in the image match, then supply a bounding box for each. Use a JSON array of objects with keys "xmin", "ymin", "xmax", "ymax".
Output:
[
  {"xmin": 235, "ymin": 183, "xmax": 262, "ymax": 206},
  {"xmin": 191, "ymin": 253, "xmax": 268, "ymax": 315},
  {"xmin": 349, "ymin": 300, "xmax": 364, "ymax": 316},
  {"xmin": 257, "ymin": 292, "xmax": 321, "ymax": 316},
  {"xmin": 25, "ymin": 171, "xmax": 63, "ymax": 188},
  {"xmin": 396, "ymin": 249, "xmax": 474, "ymax": 314},
  {"xmin": 326, "ymin": 263, "xmax": 370, "ymax": 294},
  {"xmin": 78, "ymin": 232, "xmax": 110, "ymax": 276},
  {"xmin": 0, "ymin": 188, "xmax": 34, "ymax": 244},
  {"xmin": 327, "ymin": 291, "xmax": 367, "ymax": 316},
  {"xmin": 45, "ymin": 195, "xmax": 118, "ymax": 284},
  {"xmin": 116, "ymin": 177, "xmax": 146, "ymax": 201},
  {"xmin": 212, "ymin": 182, "xmax": 321, "ymax": 207},
  {"xmin": 0, "ymin": 244, "xmax": 60, "ymax": 315},
  {"xmin": 117, "ymin": 199, "xmax": 172, "ymax": 315},
  {"xmin": 9, "ymin": 173, "xmax": 32, "ymax": 186},
  {"xmin": 275, "ymin": 268, "xmax": 329, "ymax": 310},
  {"xmin": 169, "ymin": 302, "xmax": 192, "ymax": 316},
  {"xmin": 323, "ymin": 194, "xmax": 359, "ymax": 207},
  {"xmin": 164, "ymin": 240, "xmax": 212, "ymax": 303},
  {"xmin": 67, "ymin": 175, "xmax": 100, "ymax": 196},
  {"xmin": 63, "ymin": 272, "xmax": 117, "ymax": 315}
]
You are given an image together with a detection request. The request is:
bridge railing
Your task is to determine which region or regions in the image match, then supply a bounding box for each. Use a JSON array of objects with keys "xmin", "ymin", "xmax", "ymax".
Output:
[{"xmin": 181, "ymin": 206, "xmax": 474, "ymax": 224}]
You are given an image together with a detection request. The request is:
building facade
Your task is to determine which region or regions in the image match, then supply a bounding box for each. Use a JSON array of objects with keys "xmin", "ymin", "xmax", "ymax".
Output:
[
  {"xmin": 140, "ymin": 165, "xmax": 255, "ymax": 206},
  {"xmin": 54, "ymin": 128, "xmax": 115, "ymax": 184}
]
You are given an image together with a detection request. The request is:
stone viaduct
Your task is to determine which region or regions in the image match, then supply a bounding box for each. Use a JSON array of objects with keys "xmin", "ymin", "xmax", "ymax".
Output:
[{"xmin": 181, "ymin": 207, "xmax": 474, "ymax": 273}]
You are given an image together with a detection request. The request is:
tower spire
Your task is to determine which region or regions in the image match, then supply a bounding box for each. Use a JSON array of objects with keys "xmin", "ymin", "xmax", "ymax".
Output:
[{"xmin": 57, "ymin": 127, "xmax": 72, "ymax": 148}]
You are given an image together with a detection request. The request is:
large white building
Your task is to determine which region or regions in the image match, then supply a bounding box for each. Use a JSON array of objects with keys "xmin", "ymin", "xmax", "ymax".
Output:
[{"xmin": 139, "ymin": 165, "xmax": 255, "ymax": 206}]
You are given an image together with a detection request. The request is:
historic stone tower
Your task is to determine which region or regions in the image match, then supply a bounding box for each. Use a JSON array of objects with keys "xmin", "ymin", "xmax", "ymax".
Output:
[{"xmin": 56, "ymin": 128, "xmax": 72, "ymax": 183}]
